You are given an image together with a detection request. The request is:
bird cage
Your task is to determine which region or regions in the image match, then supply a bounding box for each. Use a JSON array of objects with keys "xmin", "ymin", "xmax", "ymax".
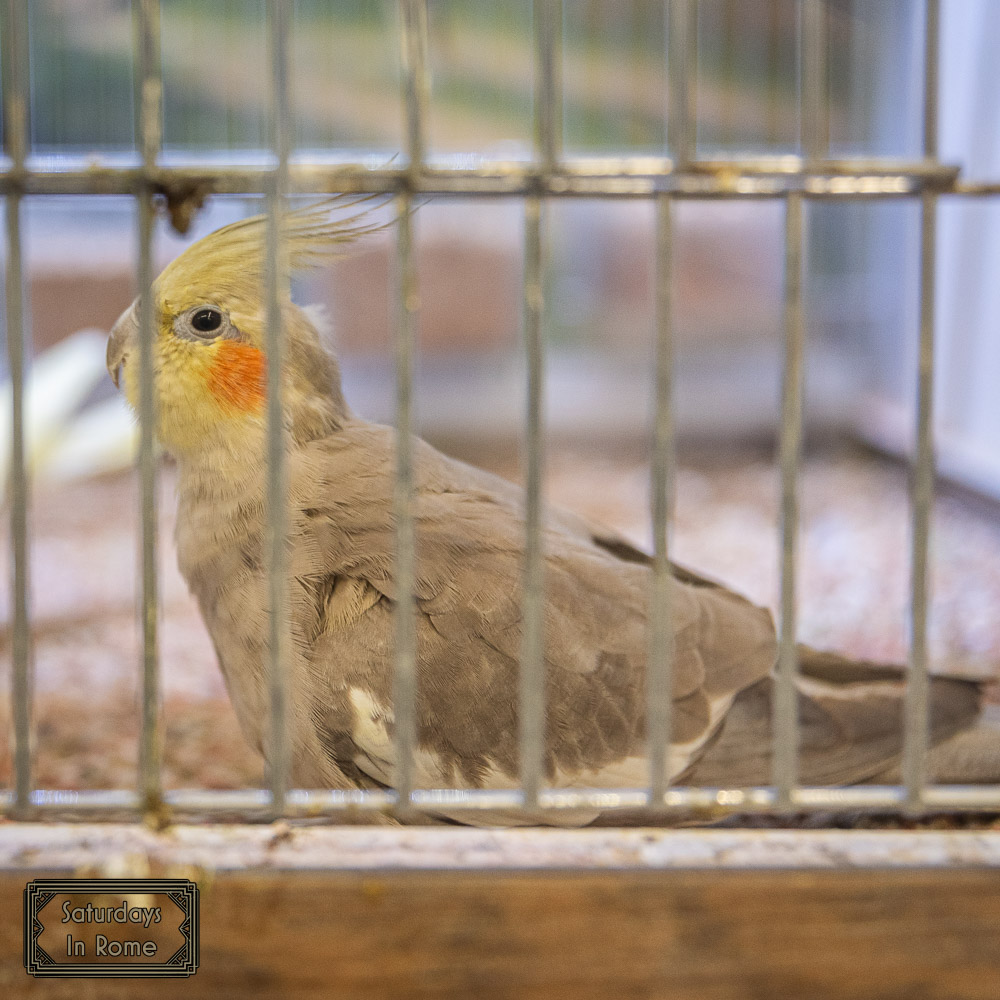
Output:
[{"xmin": 2, "ymin": 1, "xmax": 1000, "ymax": 996}]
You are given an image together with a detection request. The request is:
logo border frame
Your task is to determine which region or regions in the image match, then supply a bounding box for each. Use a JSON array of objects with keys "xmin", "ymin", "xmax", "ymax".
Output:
[{"xmin": 24, "ymin": 878, "xmax": 199, "ymax": 978}]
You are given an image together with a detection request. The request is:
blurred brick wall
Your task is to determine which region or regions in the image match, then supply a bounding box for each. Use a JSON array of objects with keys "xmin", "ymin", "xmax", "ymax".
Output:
[
  {"xmin": 24, "ymin": 203, "xmax": 781, "ymax": 362},
  {"xmin": 29, "ymin": 272, "xmax": 136, "ymax": 354},
  {"xmin": 310, "ymin": 240, "xmax": 521, "ymax": 357}
]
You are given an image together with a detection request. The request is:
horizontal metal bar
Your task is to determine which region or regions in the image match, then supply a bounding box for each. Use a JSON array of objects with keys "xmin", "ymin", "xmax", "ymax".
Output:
[
  {"xmin": 0, "ymin": 154, "xmax": 962, "ymax": 180},
  {"xmin": 5, "ymin": 785, "xmax": 1000, "ymax": 820},
  {"xmin": 0, "ymin": 158, "xmax": 971, "ymax": 200},
  {"xmin": 953, "ymin": 181, "xmax": 1000, "ymax": 197},
  {"xmin": 0, "ymin": 173, "xmax": 959, "ymax": 201}
]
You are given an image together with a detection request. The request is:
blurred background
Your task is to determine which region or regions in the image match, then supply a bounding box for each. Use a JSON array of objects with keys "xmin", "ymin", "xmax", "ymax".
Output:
[{"xmin": 1, "ymin": 0, "xmax": 999, "ymax": 792}]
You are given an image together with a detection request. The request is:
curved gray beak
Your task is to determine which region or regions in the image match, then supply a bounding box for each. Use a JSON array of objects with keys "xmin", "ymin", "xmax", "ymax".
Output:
[{"xmin": 107, "ymin": 299, "xmax": 139, "ymax": 389}]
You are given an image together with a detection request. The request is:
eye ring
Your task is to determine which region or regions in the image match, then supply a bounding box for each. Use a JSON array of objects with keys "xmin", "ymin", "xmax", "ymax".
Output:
[{"xmin": 191, "ymin": 307, "xmax": 223, "ymax": 334}]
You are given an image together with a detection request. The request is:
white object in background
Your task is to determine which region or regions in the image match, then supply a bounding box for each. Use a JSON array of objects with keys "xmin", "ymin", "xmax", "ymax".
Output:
[
  {"xmin": 45, "ymin": 393, "xmax": 138, "ymax": 484},
  {"xmin": 0, "ymin": 328, "xmax": 138, "ymax": 496},
  {"xmin": 854, "ymin": 1, "xmax": 1000, "ymax": 501},
  {"xmin": 935, "ymin": 0, "xmax": 1000, "ymax": 500}
]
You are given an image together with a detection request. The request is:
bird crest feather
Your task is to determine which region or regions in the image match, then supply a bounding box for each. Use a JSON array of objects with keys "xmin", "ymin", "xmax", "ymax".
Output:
[{"xmin": 156, "ymin": 195, "xmax": 389, "ymax": 306}]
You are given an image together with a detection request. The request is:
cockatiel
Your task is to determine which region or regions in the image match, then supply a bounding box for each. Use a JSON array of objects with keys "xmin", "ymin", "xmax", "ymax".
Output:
[{"xmin": 106, "ymin": 201, "xmax": 999, "ymax": 825}]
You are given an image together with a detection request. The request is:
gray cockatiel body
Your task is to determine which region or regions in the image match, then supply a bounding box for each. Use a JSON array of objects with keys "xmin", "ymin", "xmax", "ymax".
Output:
[{"xmin": 106, "ymin": 202, "xmax": 998, "ymax": 825}]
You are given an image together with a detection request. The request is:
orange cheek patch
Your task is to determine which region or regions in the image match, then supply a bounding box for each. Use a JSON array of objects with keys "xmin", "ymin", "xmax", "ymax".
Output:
[{"xmin": 207, "ymin": 340, "xmax": 267, "ymax": 414}]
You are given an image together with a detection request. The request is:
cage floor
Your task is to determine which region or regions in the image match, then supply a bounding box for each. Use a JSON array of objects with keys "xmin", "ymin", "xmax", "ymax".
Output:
[{"xmin": 1, "ymin": 442, "xmax": 998, "ymax": 792}]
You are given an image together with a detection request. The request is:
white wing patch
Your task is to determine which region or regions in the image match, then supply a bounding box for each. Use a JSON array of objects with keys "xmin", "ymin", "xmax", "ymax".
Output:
[
  {"xmin": 347, "ymin": 686, "xmax": 442, "ymax": 788},
  {"xmin": 347, "ymin": 687, "xmax": 394, "ymax": 772},
  {"xmin": 348, "ymin": 686, "xmax": 735, "ymax": 804}
]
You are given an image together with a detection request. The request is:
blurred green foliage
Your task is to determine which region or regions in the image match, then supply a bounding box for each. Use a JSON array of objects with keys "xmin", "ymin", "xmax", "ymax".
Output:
[{"xmin": 22, "ymin": 0, "xmax": 829, "ymax": 158}]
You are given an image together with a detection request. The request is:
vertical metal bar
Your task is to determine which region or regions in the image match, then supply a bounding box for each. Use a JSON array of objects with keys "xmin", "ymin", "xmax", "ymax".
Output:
[
  {"xmin": 134, "ymin": 0, "xmax": 163, "ymax": 816},
  {"xmin": 392, "ymin": 196, "xmax": 418, "ymax": 808},
  {"xmin": 921, "ymin": 0, "xmax": 940, "ymax": 162},
  {"xmin": 772, "ymin": 0, "xmax": 825, "ymax": 810},
  {"xmin": 765, "ymin": 0, "xmax": 783, "ymax": 148},
  {"xmin": 800, "ymin": 0, "xmax": 829, "ymax": 163},
  {"xmin": 519, "ymin": 0, "xmax": 559, "ymax": 812},
  {"xmin": 2, "ymin": 0, "xmax": 32, "ymax": 814},
  {"xmin": 650, "ymin": 3, "xmax": 693, "ymax": 801},
  {"xmin": 265, "ymin": 0, "xmax": 292, "ymax": 813},
  {"xmin": 668, "ymin": 0, "xmax": 696, "ymax": 168},
  {"xmin": 520, "ymin": 195, "xmax": 545, "ymax": 809},
  {"xmin": 773, "ymin": 191, "xmax": 805, "ymax": 806},
  {"xmin": 534, "ymin": 0, "xmax": 563, "ymax": 169},
  {"xmin": 903, "ymin": 0, "xmax": 941, "ymax": 807},
  {"xmin": 393, "ymin": 0, "xmax": 427, "ymax": 808},
  {"xmin": 647, "ymin": 194, "xmax": 674, "ymax": 806},
  {"xmin": 719, "ymin": 1, "xmax": 738, "ymax": 149},
  {"xmin": 650, "ymin": 0, "xmax": 692, "ymax": 804},
  {"xmin": 400, "ymin": 0, "xmax": 429, "ymax": 170}
]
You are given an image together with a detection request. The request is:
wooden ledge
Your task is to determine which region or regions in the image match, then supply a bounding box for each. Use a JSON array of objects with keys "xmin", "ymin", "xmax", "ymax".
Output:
[
  {"xmin": 3, "ymin": 826, "xmax": 1000, "ymax": 999},
  {"xmin": 2, "ymin": 823, "xmax": 1000, "ymax": 872}
]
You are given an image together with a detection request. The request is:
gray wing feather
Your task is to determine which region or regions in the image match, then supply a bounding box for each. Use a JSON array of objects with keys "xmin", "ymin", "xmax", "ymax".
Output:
[{"xmin": 293, "ymin": 421, "xmax": 776, "ymax": 788}]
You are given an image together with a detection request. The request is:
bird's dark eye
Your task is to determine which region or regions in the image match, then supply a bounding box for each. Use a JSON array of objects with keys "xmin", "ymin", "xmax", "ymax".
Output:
[{"xmin": 191, "ymin": 308, "xmax": 223, "ymax": 334}]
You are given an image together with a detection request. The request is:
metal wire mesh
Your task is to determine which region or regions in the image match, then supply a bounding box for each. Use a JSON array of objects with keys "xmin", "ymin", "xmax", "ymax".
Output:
[{"xmin": 3, "ymin": 0, "xmax": 1000, "ymax": 822}]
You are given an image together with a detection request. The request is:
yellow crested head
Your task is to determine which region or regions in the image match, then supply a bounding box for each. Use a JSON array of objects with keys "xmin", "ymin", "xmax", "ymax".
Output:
[{"xmin": 106, "ymin": 197, "xmax": 383, "ymax": 459}]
